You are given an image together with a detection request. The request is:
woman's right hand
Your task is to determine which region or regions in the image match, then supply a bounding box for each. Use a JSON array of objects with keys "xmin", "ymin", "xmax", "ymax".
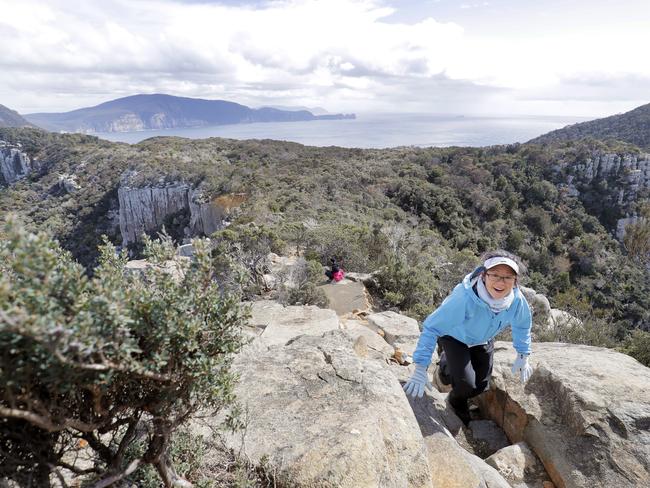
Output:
[{"xmin": 403, "ymin": 364, "xmax": 433, "ymax": 398}]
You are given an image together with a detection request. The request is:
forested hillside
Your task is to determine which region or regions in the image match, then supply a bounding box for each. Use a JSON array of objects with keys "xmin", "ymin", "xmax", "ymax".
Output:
[
  {"xmin": 530, "ymin": 102, "xmax": 650, "ymax": 150},
  {"xmin": 1, "ymin": 127, "xmax": 649, "ymax": 340},
  {"xmin": 0, "ymin": 104, "xmax": 35, "ymax": 128}
]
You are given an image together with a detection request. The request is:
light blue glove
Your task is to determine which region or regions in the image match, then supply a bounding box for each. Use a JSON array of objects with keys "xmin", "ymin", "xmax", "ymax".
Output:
[
  {"xmin": 403, "ymin": 363, "xmax": 433, "ymax": 398},
  {"xmin": 511, "ymin": 353, "xmax": 533, "ymax": 383}
]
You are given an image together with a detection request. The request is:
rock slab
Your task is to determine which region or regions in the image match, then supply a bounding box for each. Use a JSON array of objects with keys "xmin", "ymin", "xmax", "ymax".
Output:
[
  {"xmin": 479, "ymin": 342, "xmax": 650, "ymax": 488},
  {"xmin": 224, "ymin": 331, "xmax": 434, "ymax": 487}
]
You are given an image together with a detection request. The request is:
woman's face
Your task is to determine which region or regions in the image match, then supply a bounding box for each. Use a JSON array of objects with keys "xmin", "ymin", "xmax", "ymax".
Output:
[{"xmin": 483, "ymin": 264, "xmax": 517, "ymax": 299}]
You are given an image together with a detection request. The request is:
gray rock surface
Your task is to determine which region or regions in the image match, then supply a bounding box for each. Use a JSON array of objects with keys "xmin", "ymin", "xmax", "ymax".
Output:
[
  {"xmin": 485, "ymin": 441, "xmax": 547, "ymax": 485},
  {"xmin": 223, "ymin": 331, "xmax": 434, "ymax": 487},
  {"xmin": 478, "ymin": 342, "xmax": 650, "ymax": 488},
  {"xmin": 519, "ymin": 286, "xmax": 551, "ymax": 318},
  {"xmin": 405, "ymin": 388, "xmax": 511, "ymax": 488},
  {"xmin": 319, "ymin": 280, "xmax": 372, "ymax": 316},
  {"xmin": 340, "ymin": 318, "xmax": 394, "ymax": 360},
  {"xmin": 117, "ymin": 172, "xmax": 241, "ymax": 246},
  {"xmin": 555, "ymin": 151, "xmax": 650, "ymax": 240},
  {"xmin": 367, "ymin": 311, "xmax": 420, "ymax": 356},
  {"xmin": 0, "ymin": 145, "xmax": 32, "ymax": 185},
  {"xmin": 248, "ymin": 300, "xmax": 341, "ymax": 348},
  {"xmin": 57, "ymin": 173, "xmax": 80, "ymax": 193},
  {"xmin": 468, "ymin": 420, "xmax": 510, "ymax": 457},
  {"xmin": 460, "ymin": 451, "xmax": 513, "ymax": 488},
  {"xmin": 118, "ymin": 179, "xmax": 194, "ymax": 246}
]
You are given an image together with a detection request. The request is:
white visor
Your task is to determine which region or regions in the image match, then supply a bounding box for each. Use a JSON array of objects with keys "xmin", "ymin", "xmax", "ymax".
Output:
[{"xmin": 484, "ymin": 256, "xmax": 519, "ymax": 275}]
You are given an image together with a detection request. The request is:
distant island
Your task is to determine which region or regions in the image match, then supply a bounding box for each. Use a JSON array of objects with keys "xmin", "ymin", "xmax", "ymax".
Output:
[{"xmin": 24, "ymin": 94, "xmax": 356, "ymax": 134}]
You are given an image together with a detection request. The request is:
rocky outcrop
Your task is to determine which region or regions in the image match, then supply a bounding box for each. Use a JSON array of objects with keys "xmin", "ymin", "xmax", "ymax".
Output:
[
  {"xmin": 210, "ymin": 300, "xmax": 518, "ymax": 488},
  {"xmin": 616, "ymin": 214, "xmax": 641, "ymax": 240},
  {"xmin": 56, "ymin": 173, "xmax": 80, "ymax": 193},
  {"xmin": 367, "ymin": 310, "xmax": 421, "ymax": 356},
  {"xmin": 246, "ymin": 300, "xmax": 340, "ymax": 348},
  {"xmin": 485, "ymin": 441, "xmax": 549, "ymax": 487},
  {"xmin": 478, "ymin": 342, "xmax": 650, "ymax": 488},
  {"xmin": 555, "ymin": 151, "xmax": 650, "ymax": 239},
  {"xmin": 117, "ymin": 172, "xmax": 245, "ymax": 246},
  {"xmin": 214, "ymin": 292, "xmax": 650, "ymax": 488},
  {"xmin": 118, "ymin": 179, "xmax": 191, "ymax": 245},
  {"xmin": 0, "ymin": 142, "xmax": 32, "ymax": 185},
  {"xmin": 318, "ymin": 279, "xmax": 372, "ymax": 316},
  {"xmin": 223, "ymin": 330, "xmax": 434, "ymax": 487},
  {"xmin": 571, "ymin": 153, "xmax": 650, "ymax": 192}
]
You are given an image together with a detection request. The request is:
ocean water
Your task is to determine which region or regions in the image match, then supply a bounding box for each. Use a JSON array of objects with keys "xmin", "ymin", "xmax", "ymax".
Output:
[{"xmin": 95, "ymin": 113, "xmax": 589, "ymax": 149}]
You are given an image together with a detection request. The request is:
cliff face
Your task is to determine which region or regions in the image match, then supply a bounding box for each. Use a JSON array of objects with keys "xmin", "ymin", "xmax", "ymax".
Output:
[
  {"xmin": 118, "ymin": 172, "xmax": 243, "ymax": 246},
  {"xmin": 557, "ymin": 151, "xmax": 650, "ymax": 238},
  {"xmin": 0, "ymin": 141, "xmax": 33, "ymax": 185},
  {"xmin": 118, "ymin": 181, "xmax": 192, "ymax": 246}
]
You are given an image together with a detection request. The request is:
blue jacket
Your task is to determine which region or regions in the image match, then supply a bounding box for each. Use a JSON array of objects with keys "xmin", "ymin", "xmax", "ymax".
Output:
[{"xmin": 412, "ymin": 268, "xmax": 532, "ymax": 367}]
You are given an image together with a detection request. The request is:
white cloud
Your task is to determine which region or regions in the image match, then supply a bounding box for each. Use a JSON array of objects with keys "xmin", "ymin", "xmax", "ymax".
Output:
[{"xmin": 0, "ymin": 0, "xmax": 648, "ymax": 116}]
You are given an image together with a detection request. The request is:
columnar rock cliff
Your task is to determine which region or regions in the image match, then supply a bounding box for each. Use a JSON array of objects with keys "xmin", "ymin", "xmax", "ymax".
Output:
[
  {"xmin": 557, "ymin": 151, "xmax": 650, "ymax": 238},
  {"xmin": 118, "ymin": 180, "xmax": 191, "ymax": 245},
  {"xmin": 0, "ymin": 142, "xmax": 32, "ymax": 185},
  {"xmin": 569, "ymin": 152, "xmax": 650, "ymax": 200},
  {"xmin": 118, "ymin": 172, "xmax": 244, "ymax": 246}
]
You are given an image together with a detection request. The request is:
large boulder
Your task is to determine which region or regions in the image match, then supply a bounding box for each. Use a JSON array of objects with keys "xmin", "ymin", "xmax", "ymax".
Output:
[
  {"xmin": 340, "ymin": 317, "xmax": 395, "ymax": 360},
  {"xmin": 478, "ymin": 342, "xmax": 650, "ymax": 488},
  {"xmin": 519, "ymin": 286, "xmax": 551, "ymax": 317},
  {"xmin": 367, "ymin": 311, "xmax": 421, "ymax": 356},
  {"xmin": 485, "ymin": 441, "xmax": 548, "ymax": 486},
  {"xmin": 222, "ymin": 330, "xmax": 434, "ymax": 487},
  {"xmin": 206, "ymin": 302, "xmax": 541, "ymax": 488},
  {"xmin": 318, "ymin": 280, "xmax": 372, "ymax": 316},
  {"xmin": 247, "ymin": 300, "xmax": 341, "ymax": 347}
]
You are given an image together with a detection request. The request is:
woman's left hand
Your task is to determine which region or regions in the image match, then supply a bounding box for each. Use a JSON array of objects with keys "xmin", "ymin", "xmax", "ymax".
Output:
[{"xmin": 511, "ymin": 353, "xmax": 533, "ymax": 383}]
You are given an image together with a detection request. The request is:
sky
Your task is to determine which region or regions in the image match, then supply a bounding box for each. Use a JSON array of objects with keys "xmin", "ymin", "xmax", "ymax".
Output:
[{"xmin": 1, "ymin": 0, "xmax": 649, "ymax": 117}]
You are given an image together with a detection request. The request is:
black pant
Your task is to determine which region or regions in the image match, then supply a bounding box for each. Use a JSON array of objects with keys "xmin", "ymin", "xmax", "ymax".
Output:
[{"xmin": 438, "ymin": 335, "xmax": 494, "ymax": 412}]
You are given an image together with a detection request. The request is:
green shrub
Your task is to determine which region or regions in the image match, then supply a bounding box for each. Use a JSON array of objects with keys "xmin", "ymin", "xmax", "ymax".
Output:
[
  {"xmin": 375, "ymin": 256, "xmax": 440, "ymax": 321},
  {"xmin": 0, "ymin": 216, "xmax": 246, "ymax": 487},
  {"xmin": 619, "ymin": 329, "xmax": 650, "ymax": 367},
  {"xmin": 282, "ymin": 259, "xmax": 329, "ymax": 308},
  {"xmin": 211, "ymin": 224, "xmax": 284, "ymax": 298}
]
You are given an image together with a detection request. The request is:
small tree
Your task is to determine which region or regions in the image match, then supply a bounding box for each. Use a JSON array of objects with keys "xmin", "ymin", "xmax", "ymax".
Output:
[
  {"xmin": 0, "ymin": 216, "xmax": 246, "ymax": 487},
  {"xmin": 210, "ymin": 224, "xmax": 283, "ymax": 298},
  {"xmin": 623, "ymin": 204, "xmax": 650, "ymax": 266}
]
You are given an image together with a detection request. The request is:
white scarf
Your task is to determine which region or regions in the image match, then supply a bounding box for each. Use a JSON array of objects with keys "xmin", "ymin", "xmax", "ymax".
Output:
[{"xmin": 475, "ymin": 275, "xmax": 515, "ymax": 313}]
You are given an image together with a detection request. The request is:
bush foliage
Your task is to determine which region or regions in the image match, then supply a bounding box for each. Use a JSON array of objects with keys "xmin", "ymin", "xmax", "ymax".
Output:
[{"xmin": 0, "ymin": 216, "xmax": 246, "ymax": 487}]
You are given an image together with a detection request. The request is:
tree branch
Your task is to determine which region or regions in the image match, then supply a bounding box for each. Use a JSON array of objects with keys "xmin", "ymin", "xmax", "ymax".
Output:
[
  {"xmin": 112, "ymin": 418, "xmax": 142, "ymax": 471},
  {"xmin": 58, "ymin": 460, "xmax": 98, "ymax": 476},
  {"xmin": 81, "ymin": 432, "xmax": 114, "ymax": 464},
  {"xmin": 91, "ymin": 458, "xmax": 143, "ymax": 488},
  {"xmin": 54, "ymin": 350, "xmax": 171, "ymax": 382},
  {"xmin": 0, "ymin": 406, "xmax": 99, "ymax": 433}
]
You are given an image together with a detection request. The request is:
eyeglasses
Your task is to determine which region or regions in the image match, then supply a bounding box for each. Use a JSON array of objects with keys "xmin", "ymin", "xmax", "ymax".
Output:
[{"xmin": 485, "ymin": 272, "xmax": 516, "ymax": 284}]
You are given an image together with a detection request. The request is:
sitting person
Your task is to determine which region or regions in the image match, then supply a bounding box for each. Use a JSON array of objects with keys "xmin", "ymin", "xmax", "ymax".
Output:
[{"xmin": 325, "ymin": 258, "xmax": 345, "ymax": 282}]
